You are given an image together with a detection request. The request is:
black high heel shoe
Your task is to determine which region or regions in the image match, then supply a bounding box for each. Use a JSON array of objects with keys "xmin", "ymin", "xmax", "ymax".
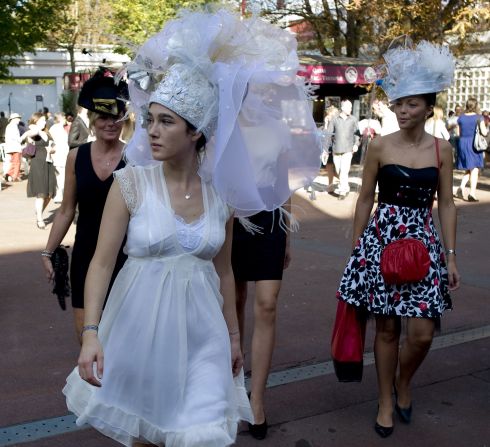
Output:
[
  {"xmin": 393, "ymin": 383, "xmax": 412, "ymax": 424},
  {"xmin": 374, "ymin": 404, "xmax": 394, "ymax": 438},
  {"xmin": 247, "ymin": 392, "xmax": 268, "ymax": 440},
  {"xmin": 248, "ymin": 420, "xmax": 268, "ymax": 440},
  {"xmin": 374, "ymin": 422, "xmax": 394, "ymax": 438}
]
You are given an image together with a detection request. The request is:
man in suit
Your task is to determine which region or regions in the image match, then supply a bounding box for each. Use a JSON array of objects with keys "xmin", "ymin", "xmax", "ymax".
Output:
[
  {"xmin": 327, "ymin": 100, "xmax": 360, "ymax": 199},
  {"xmin": 68, "ymin": 106, "xmax": 91, "ymax": 149}
]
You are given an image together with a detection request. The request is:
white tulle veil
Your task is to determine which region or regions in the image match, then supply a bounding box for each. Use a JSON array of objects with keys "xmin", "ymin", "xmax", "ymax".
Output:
[{"xmin": 121, "ymin": 7, "xmax": 321, "ymax": 218}]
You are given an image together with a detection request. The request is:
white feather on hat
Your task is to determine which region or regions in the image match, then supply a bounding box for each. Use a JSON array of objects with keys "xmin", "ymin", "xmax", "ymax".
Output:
[{"xmin": 379, "ymin": 38, "xmax": 455, "ymax": 102}]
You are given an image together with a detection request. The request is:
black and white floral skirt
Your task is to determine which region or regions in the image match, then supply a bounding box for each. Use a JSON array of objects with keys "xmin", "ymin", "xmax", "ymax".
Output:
[{"xmin": 337, "ymin": 203, "xmax": 452, "ymax": 318}]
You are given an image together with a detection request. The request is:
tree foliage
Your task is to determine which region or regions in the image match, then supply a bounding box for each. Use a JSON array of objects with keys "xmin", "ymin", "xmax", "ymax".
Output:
[
  {"xmin": 260, "ymin": 0, "xmax": 490, "ymax": 58},
  {"xmin": 44, "ymin": 0, "xmax": 114, "ymax": 72},
  {"xmin": 106, "ymin": 0, "xmax": 211, "ymax": 53},
  {"xmin": 0, "ymin": 0, "xmax": 68, "ymax": 78}
]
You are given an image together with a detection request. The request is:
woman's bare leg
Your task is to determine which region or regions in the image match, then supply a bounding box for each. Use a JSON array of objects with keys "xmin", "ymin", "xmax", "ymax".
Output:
[
  {"xmin": 374, "ymin": 316, "xmax": 401, "ymax": 427},
  {"xmin": 396, "ymin": 317, "xmax": 435, "ymax": 408},
  {"xmin": 235, "ymin": 281, "xmax": 248, "ymax": 352},
  {"xmin": 43, "ymin": 196, "xmax": 51, "ymax": 212},
  {"xmin": 35, "ymin": 197, "xmax": 45, "ymax": 223},
  {"xmin": 249, "ymin": 280, "xmax": 281, "ymax": 424}
]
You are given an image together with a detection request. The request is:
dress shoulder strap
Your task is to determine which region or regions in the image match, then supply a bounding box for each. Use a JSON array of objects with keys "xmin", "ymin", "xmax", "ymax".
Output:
[{"xmin": 113, "ymin": 165, "xmax": 143, "ymax": 215}]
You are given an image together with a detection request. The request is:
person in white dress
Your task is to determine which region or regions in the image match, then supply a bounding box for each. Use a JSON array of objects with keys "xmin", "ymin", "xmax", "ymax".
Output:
[
  {"xmin": 62, "ymin": 8, "xmax": 321, "ymax": 447},
  {"xmin": 64, "ymin": 101, "xmax": 252, "ymax": 446},
  {"xmin": 424, "ymin": 106, "xmax": 450, "ymax": 140},
  {"xmin": 49, "ymin": 113, "xmax": 70, "ymax": 202}
]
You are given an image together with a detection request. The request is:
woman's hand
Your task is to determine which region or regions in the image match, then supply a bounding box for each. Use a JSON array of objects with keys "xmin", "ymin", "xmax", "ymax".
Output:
[
  {"xmin": 447, "ymin": 258, "xmax": 460, "ymax": 291},
  {"xmin": 42, "ymin": 255, "xmax": 55, "ymax": 282},
  {"xmin": 230, "ymin": 334, "xmax": 243, "ymax": 377},
  {"xmin": 78, "ymin": 333, "xmax": 104, "ymax": 387}
]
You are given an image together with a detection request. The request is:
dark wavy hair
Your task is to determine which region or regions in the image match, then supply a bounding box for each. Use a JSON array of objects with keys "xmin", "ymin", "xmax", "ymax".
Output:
[{"xmin": 185, "ymin": 121, "xmax": 207, "ymax": 152}]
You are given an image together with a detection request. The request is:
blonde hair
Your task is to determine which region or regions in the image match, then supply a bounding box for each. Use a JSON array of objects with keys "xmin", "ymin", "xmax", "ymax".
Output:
[
  {"xmin": 87, "ymin": 110, "xmax": 104, "ymax": 129},
  {"xmin": 432, "ymin": 106, "xmax": 444, "ymax": 121},
  {"xmin": 28, "ymin": 112, "xmax": 45, "ymax": 126}
]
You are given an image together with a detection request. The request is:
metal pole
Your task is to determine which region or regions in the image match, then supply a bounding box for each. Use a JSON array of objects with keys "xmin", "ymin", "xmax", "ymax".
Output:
[{"xmin": 8, "ymin": 92, "xmax": 12, "ymax": 116}]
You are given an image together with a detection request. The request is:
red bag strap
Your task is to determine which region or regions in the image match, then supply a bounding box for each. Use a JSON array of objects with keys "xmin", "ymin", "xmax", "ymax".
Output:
[{"xmin": 374, "ymin": 137, "xmax": 440, "ymax": 245}]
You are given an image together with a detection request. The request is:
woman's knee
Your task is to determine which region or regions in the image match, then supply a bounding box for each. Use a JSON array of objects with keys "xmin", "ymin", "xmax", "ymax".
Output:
[
  {"xmin": 254, "ymin": 297, "xmax": 278, "ymax": 321},
  {"xmin": 254, "ymin": 283, "xmax": 281, "ymax": 321},
  {"xmin": 376, "ymin": 317, "xmax": 400, "ymax": 344},
  {"xmin": 406, "ymin": 331, "xmax": 433, "ymax": 351}
]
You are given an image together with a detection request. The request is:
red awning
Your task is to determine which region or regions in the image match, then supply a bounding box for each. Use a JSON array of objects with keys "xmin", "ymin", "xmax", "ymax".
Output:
[{"xmin": 298, "ymin": 55, "xmax": 377, "ymax": 85}]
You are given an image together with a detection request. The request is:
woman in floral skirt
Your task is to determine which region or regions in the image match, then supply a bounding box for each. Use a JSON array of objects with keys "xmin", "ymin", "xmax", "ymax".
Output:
[{"xmin": 337, "ymin": 40, "xmax": 460, "ymax": 438}]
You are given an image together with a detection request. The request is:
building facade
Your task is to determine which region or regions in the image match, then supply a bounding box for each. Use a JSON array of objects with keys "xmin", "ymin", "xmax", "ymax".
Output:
[
  {"xmin": 0, "ymin": 48, "xmax": 129, "ymax": 120},
  {"xmin": 447, "ymin": 53, "xmax": 490, "ymax": 113}
]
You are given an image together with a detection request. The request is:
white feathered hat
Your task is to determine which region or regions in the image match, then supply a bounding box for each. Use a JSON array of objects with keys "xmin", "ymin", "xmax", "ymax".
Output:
[{"xmin": 378, "ymin": 37, "xmax": 455, "ymax": 102}]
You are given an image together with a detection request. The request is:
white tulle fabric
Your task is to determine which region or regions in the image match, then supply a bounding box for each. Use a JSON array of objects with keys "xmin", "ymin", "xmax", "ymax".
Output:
[
  {"xmin": 63, "ymin": 164, "xmax": 252, "ymax": 447},
  {"xmin": 123, "ymin": 8, "xmax": 321, "ymax": 217}
]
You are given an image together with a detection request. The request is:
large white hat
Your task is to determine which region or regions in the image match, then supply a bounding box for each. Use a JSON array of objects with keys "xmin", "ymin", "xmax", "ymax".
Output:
[
  {"xmin": 8, "ymin": 113, "xmax": 21, "ymax": 121},
  {"xmin": 378, "ymin": 37, "xmax": 455, "ymax": 102},
  {"xmin": 124, "ymin": 8, "xmax": 321, "ymax": 218}
]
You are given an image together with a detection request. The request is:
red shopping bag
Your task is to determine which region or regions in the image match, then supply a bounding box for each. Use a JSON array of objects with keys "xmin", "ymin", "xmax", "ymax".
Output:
[{"xmin": 331, "ymin": 300, "xmax": 367, "ymax": 382}]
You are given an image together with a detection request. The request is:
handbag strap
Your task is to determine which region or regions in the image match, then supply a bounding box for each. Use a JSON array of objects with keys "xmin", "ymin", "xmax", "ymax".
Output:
[{"xmin": 374, "ymin": 137, "xmax": 440, "ymax": 246}]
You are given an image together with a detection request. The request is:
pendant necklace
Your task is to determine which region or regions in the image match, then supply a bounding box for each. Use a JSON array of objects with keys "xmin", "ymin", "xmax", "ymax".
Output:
[{"xmin": 184, "ymin": 193, "xmax": 191, "ymax": 200}]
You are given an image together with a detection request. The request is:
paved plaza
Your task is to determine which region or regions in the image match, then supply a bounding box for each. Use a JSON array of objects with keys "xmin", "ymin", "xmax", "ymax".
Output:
[{"xmin": 1, "ymin": 167, "xmax": 489, "ymax": 447}]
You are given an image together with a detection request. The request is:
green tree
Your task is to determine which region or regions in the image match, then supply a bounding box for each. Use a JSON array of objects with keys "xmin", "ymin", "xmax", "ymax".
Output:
[
  {"xmin": 0, "ymin": 0, "xmax": 67, "ymax": 78},
  {"xmin": 44, "ymin": 0, "xmax": 114, "ymax": 73},
  {"xmin": 260, "ymin": 0, "xmax": 490, "ymax": 57},
  {"xmin": 106, "ymin": 0, "xmax": 210, "ymax": 52}
]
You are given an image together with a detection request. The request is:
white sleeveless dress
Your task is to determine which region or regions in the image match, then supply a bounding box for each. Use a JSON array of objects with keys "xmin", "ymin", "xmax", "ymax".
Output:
[{"xmin": 63, "ymin": 164, "xmax": 253, "ymax": 447}]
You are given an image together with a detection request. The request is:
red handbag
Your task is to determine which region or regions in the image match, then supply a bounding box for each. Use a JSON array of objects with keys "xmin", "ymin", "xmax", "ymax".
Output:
[
  {"xmin": 378, "ymin": 235, "xmax": 431, "ymax": 285},
  {"xmin": 331, "ymin": 300, "xmax": 366, "ymax": 382},
  {"xmin": 375, "ymin": 137, "xmax": 440, "ymax": 285}
]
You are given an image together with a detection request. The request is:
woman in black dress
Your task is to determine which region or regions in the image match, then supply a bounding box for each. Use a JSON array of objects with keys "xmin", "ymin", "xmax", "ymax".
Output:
[
  {"xmin": 24, "ymin": 112, "xmax": 57, "ymax": 229},
  {"xmin": 232, "ymin": 203, "xmax": 291, "ymax": 440},
  {"xmin": 41, "ymin": 70, "xmax": 128, "ymax": 343}
]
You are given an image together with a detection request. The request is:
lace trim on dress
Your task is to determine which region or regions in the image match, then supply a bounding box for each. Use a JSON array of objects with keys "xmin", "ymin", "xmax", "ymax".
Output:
[{"xmin": 114, "ymin": 169, "xmax": 137, "ymax": 214}]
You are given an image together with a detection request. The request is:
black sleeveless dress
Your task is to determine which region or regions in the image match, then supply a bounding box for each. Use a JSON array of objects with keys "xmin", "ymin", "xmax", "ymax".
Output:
[
  {"xmin": 337, "ymin": 155, "xmax": 452, "ymax": 318},
  {"xmin": 70, "ymin": 143, "xmax": 127, "ymax": 308},
  {"xmin": 231, "ymin": 209, "xmax": 287, "ymax": 282}
]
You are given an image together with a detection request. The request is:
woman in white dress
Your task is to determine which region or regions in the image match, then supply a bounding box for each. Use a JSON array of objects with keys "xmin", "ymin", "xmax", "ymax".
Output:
[
  {"xmin": 62, "ymin": 8, "xmax": 321, "ymax": 446},
  {"xmin": 64, "ymin": 101, "xmax": 251, "ymax": 447}
]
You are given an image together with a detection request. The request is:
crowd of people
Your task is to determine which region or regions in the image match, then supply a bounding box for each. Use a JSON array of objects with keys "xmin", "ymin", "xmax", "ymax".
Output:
[
  {"xmin": 320, "ymin": 97, "xmax": 489, "ymax": 201},
  {"xmin": 0, "ymin": 8, "xmax": 488, "ymax": 447}
]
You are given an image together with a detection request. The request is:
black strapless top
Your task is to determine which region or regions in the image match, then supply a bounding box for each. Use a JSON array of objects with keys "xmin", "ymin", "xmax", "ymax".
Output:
[{"xmin": 377, "ymin": 164, "xmax": 438, "ymax": 208}]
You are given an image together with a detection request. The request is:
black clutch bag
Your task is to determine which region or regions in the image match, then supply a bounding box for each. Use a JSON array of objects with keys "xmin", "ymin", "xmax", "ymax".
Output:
[{"xmin": 51, "ymin": 246, "xmax": 71, "ymax": 310}]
